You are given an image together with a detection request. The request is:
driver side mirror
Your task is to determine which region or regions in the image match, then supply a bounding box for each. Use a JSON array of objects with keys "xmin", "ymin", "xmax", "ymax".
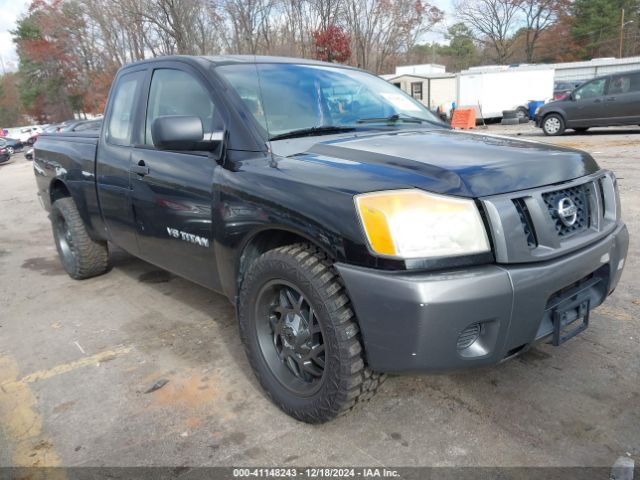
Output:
[{"xmin": 151, "ymin": 115, "xmax": 223, "ymax": 152}]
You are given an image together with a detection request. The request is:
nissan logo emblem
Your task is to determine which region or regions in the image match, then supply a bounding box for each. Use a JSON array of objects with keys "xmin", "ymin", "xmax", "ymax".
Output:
[{"xmin": 557, "ymin": 197, "xmax": 578, "ymax": 227}]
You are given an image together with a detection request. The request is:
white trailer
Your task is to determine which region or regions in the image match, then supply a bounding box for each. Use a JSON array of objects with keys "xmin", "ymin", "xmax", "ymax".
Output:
[{"xmin": 457, "ymin": 67, "xmax": 555, "ymax": 120}]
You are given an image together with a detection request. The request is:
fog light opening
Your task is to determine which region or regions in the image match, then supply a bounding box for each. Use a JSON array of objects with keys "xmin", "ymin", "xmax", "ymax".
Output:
[
  {"xmin": 457, "ymin": 320, "xmax": 497, "ymax": 358},
  {"xmin": 457, "ymin": 322, "xmax": 482, "ymax": 351}
]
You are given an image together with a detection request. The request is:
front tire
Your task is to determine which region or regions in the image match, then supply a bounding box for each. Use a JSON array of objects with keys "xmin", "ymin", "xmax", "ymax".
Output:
[
  {"xmin": 6, "ymin": 146, "xmax": 14, "ymax": 156},
  {"xmin": 238, "ymin": 243, "xmax": 384, "ymax": 423},
  {"xmin": 51, "ymin": 197, "xmax": 109, "ymax": 279},
  {"xmin": 542, "ymin": 114, "xmax": 565, "ymax": 136}
]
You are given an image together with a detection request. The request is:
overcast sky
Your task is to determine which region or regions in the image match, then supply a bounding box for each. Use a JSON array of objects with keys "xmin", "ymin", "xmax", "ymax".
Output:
[
  {"xmin": 0, "ymin": 0, "xmax": 30, "ymax": 73},
  {"xmin": 0, "ymin": 0, "xmax": 453, "ymax": 74}
]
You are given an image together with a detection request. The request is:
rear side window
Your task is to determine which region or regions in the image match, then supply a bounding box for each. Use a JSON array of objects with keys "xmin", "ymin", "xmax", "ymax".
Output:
[
  {"xmin": 106, "ymin": 71, "xmax": 144, "ymax": 146},
  {"xmin": 145, "ymin": 69, "xmax": 218, "ymax": 145},
  {"xmin": 608, "ymin": 72, "xmax": 640, "ymax": 94}
]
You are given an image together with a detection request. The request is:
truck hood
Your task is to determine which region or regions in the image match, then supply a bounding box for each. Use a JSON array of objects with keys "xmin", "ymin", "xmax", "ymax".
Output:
[{"xmin": 279, "ymin": 129, "xmax": 599, "ymax": 197}]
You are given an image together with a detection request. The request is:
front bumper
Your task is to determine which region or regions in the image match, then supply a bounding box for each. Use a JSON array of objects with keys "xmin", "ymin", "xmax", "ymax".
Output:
[
  {"xmin": 534, "ymin": 114, "xmax": 542, "ymax": 127},
  {"xmin": 336, "ymin": 222, "xmax": 628, "ymax": 373}
]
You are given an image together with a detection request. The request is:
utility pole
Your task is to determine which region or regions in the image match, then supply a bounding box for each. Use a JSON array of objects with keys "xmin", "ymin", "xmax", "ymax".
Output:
[{"xmin": 619, "ymin": 8, "xmax": 625, "ymax": 58}]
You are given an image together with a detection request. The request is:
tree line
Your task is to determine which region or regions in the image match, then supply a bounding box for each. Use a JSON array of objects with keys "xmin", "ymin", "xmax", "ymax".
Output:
[{"xmin": 1, "ymin": 0, "xmax": 639, "ymax": 125}]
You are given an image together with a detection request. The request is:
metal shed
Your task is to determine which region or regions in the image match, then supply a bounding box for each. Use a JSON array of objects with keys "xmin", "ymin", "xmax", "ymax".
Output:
[{"xmin": 384, "ymin": 73, "xmax": 457, "ymax": 111}]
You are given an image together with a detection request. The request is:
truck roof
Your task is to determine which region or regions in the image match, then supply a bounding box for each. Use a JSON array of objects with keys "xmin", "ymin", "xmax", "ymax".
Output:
[{"xmin": 121, "ymin": 54, "xmax": 360, "ymax": 71}]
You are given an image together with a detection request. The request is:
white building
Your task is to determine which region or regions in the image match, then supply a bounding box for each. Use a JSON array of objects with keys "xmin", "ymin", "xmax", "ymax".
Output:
[
  {"xmin": 463, "ymin": 56, "xmax": 640, "ymax": 83},
  {"xmin": 394, "ymin": 63, "xmax": 446, "ymax": 76},
  {"xmin": 384, "ymin": 73, "xmax": 457, "ymax": 110},
  {"xmin": 552, "ymin": 56, "xmax": 640, "ymax": 82}
]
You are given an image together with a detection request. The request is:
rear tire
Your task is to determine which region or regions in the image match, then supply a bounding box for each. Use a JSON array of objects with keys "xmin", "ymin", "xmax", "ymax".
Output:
[
  {"xmin": 6, "ymin": 146, "xmax": 14, "ymax": 156},
  {"xmin": 238, "ymin": 243, "xmax": 385, "ymax": 423},
  {"xmin": 51, "ymin": 197, "xmax": 109, "ymax": 279},
  {"xmin": 542, "ymin": 114, "xmax": 565, "ymax": 136}
]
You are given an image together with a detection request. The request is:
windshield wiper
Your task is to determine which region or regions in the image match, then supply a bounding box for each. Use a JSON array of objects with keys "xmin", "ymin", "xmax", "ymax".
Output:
[
  {"xmin": 356, "ymin": 113, "xmax": 444, "ymax": 127},
  {"xmin": 269, "ymin": 125, "xmax": 356, "ymax": 141}
]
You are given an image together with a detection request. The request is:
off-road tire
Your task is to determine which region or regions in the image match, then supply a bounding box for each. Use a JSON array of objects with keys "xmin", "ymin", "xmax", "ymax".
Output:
[
  {"xmin": 51, "ymin": 197, "xmax": 109, "ymax": 279},
  {"xmin": 238, "ymin": 243, "xmax": 385, "ymax": 423},
  {"xmin": 542, "ymin": 113, "xmax": 565, "ymax": 136}
]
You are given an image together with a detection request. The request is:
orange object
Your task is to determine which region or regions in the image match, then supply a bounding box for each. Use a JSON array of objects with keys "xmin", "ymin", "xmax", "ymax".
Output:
[{"xmin": 450, "ymin": 108, "xmax": 476, "ymax": 129}]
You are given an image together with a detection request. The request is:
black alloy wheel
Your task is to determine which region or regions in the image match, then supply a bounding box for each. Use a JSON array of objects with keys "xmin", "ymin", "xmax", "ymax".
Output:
[{"xmin": 255, "ymin": 280, "xmax": 326, "ymax": 396}]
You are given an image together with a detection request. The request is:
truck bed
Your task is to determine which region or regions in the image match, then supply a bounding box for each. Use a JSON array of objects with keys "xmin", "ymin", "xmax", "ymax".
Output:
[{"xmin": 33, "ymin": 132, "xmax": 103, "ymax": 239}]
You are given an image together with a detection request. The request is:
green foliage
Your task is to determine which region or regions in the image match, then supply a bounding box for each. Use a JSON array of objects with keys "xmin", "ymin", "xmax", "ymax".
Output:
[
  {"xmin": 11, "ymin": 5, "xmax": 74, "ymax": 122},
  {"xmin": 0, "ymin": 74, "xmax": 23, "ymax": 127},
  {"xmin": 571, "ymin": 0, "xmax": 640, "ymax": 58},
  {"xmin": 440, "ymin": 23, "xmax": 478, "ymax": 70},
  {"xmin": 12, "ymin": 15, "xmax": 42, "ymax": 42}
]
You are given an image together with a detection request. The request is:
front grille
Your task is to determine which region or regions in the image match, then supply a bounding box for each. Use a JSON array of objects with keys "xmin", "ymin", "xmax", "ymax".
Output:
[
  {"xmin": 597, "ymin": 177, "xmax": 606, "ymax": 220},
  {"xmin": 482, "ymin": 172, "xmax": 617, "ymax": 264},
  {"xmin": 542, "ymin": 184, "xmax": 589, "ymax": 237},
  {"xmin": 457, "ymin": 322, "xmax": 481, "ymax": 351},
  {"xmin": 513, "ymin": 198, "xmax": 537, "ymax": 248}
]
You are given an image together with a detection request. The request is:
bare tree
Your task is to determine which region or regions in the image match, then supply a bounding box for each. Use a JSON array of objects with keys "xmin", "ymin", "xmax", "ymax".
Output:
[
  {"xmin": 222, "ymin": 0, "xmax": 276, "ymax": 54},
  {"xmin": 455, "ymin": 0, "xmax": 520, "ymax": 64},
  {"xmin": 345, "ymin": 0, "xmax": 442, "ymax": 72},
  {"xmin": 516, "ymin": 0, "xmax": 562, "ymax": 62}
]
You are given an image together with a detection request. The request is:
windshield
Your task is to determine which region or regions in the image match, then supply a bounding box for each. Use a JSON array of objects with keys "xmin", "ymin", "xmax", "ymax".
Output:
[{"xmin": 216, "ymin": 63, "xmax": 443, "ymax": 139}]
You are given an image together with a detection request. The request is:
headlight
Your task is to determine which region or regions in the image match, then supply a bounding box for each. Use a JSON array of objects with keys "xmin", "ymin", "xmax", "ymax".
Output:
[{"xmin": 354, "ymin": 189, "xmax": 490, "ymax": 259}]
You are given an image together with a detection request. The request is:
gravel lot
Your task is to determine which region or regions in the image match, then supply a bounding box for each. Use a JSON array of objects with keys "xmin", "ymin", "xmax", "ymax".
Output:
[{"xmin": 0, "ymin": 125, "xmax": 638, "ymax": 470}]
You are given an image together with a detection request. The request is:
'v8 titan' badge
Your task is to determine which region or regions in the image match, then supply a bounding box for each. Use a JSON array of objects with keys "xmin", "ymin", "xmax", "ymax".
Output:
[{"xmin": 166, "ymin": 227, "xmax": 210, "ymax": 248}]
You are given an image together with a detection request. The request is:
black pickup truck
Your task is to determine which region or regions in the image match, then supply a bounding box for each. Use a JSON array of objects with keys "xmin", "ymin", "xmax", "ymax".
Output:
[{"xmin": 34, "ymin": 56, "xmax": 628, "ymax": 423}]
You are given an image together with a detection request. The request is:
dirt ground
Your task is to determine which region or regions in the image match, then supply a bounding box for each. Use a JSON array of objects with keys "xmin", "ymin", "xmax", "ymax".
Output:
[{"xmin": 0, "ymin": 125, "xmax": 638, "ymax": 470}]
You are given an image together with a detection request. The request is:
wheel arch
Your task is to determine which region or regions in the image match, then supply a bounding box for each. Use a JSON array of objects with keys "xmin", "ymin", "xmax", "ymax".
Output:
[
  {"xmin": 48, "ymin": 177, "xmax": 105, "ymax": 243},
  {"xmin": 542, "ymin": 109, "xmax": 567, "ymax": 124},
  {"xmin": 49, "ymin": 178, "xmax": 72, "ymax": 205},
  {"xmin": 235, "ymin": 227, "xmax": 337, "ymax": 301}
]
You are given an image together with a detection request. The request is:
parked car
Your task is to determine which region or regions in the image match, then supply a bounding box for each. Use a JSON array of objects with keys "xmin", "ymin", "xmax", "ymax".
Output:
[
  {"xmin": 43, "ymin": 124, "xmax": 63, "ymax": 133},
  {"xmin": 0, "ymin": 147, "xmax": 9, "ymax": 164},
  {"xmin": 553, "ymin": 80, "xmax": 582, "ymax": 100},
  {"xmin": 34, "ymin": 56, "xmax": 628, "ymax": 423},
  {"xmin": 58, "ymin": 119, "xmax": 102, "ymax": 133},
  {"xmin": 8, "ymin": 126, "xmax": 40, "ymax": 144},
  {"xmin": 25, "ymin": 147, "xmax": 34, "ymax": 160},
  {"xmin": 0, "ymin": 137, "xmax": 23, "ymax": 155},
  {"xmin": 536, "ymin": 70, "xmax": 640, "ymax": 135},
  {"xmin": 73, "ymin": 119, "xmax": 102, "ymax": 132}
]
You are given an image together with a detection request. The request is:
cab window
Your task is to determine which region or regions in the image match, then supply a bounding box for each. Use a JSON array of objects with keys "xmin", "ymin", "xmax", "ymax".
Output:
[
  {"xmin": 145, "ymin": 69, "xmax": 220, "ymax": 146},
  {"xmin": 106, "ymin": 71, "xmax": 144, "ymax": 146}
]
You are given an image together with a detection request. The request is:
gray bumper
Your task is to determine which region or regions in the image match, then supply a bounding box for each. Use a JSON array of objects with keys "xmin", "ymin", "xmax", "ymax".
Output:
[{"xmin": 336, "ymin": 222, "xmax": 629, "ymax": 373}]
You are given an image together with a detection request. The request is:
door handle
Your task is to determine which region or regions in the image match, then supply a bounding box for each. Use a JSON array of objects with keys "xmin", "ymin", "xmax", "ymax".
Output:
[
  {"xmin": 605, "ymin": 97, "xmax": 616, "ymax": 102},
  {"xmin": 131, "ymin": 160, "xmax": 149, "ymax": 176}
]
